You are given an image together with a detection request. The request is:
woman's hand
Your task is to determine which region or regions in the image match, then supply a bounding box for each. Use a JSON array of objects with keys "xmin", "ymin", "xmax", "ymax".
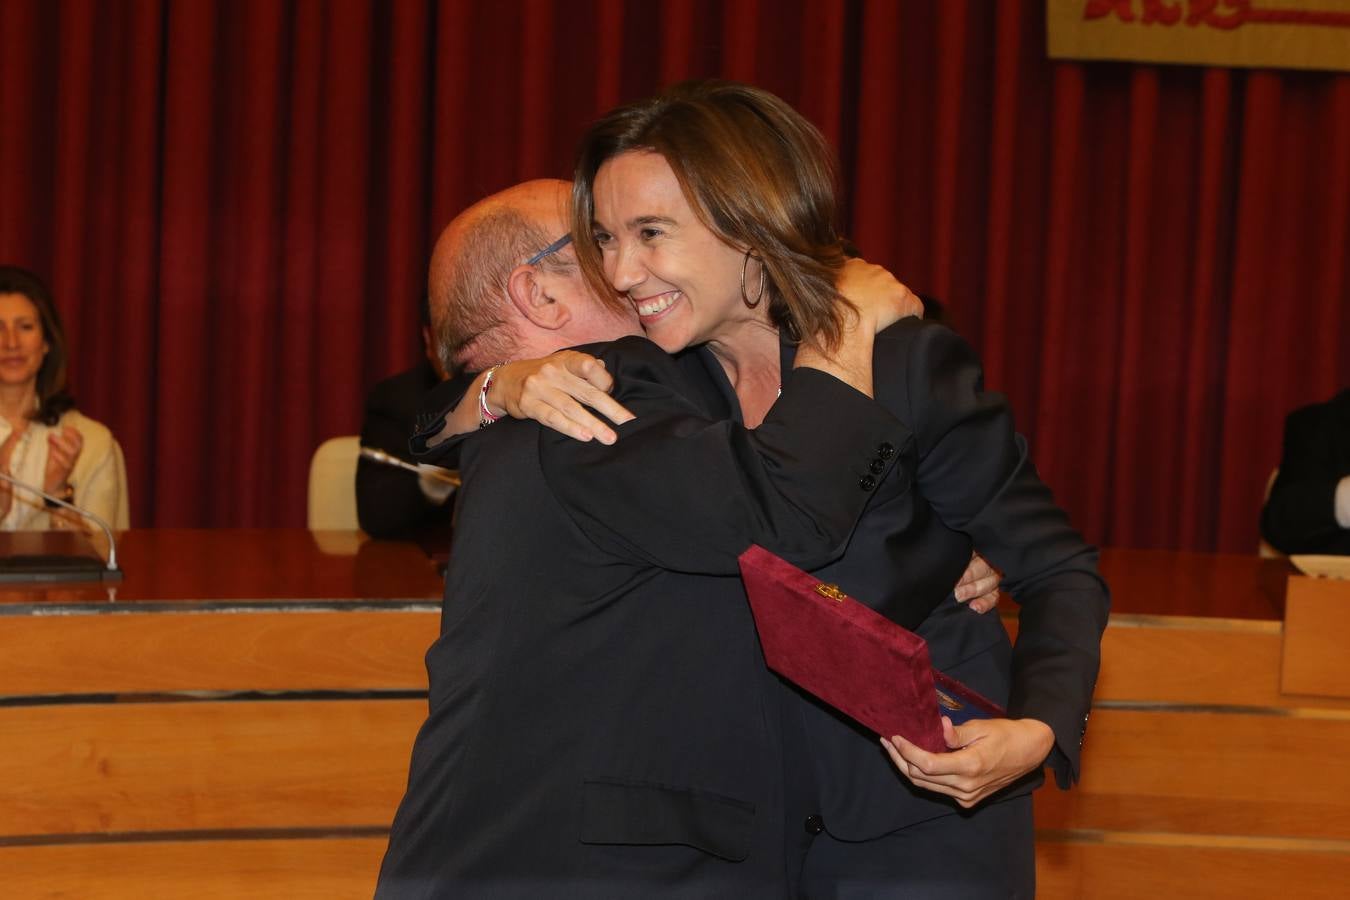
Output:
[
  {"xmin": 836, "ymin": 258, "xmax": 922, "ymax": 335},
  {"xmin": 881, "ymin": 717, "xmax": 1055, "ymax": 809},
  {"xmin": 954, "ymin": 551, "xmax": 1002, "ymax": 614},
  {"xmin": 487, "ymin": 351, "xmax": 635, "ymax": 444},
  {"xmin": 794, "ymin": 259, "xmax": 920, "ymax": 397},
  {"xmin": 793, "ymin": 260, "xmax": 923, "ymax": 402},
  {"xmin": 0, "ymin": 429, "xmax": 20, "ymax": 520},
  {"xmin": 44, "ymin": 426, "xmax": 84, "ymax": 495}
]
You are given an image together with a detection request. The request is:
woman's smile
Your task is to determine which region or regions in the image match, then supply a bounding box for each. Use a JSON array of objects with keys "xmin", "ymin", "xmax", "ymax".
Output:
[
  {"xmin": 632, "ymin": 290, "xmax": 682, "ymax": 320},
  {"xmin": 593, "ymin": 150, "xmax": 764, "ymax": 354}
]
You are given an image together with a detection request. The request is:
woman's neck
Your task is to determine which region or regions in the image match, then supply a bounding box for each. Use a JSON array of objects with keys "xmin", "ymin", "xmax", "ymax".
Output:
[
  {"xmin": 706, "ymin": 320, "xmax": 782, "ymax": 429},
  {"xmin": 0, "ymin": 383, "xmax": 37, "ymax": 430}
]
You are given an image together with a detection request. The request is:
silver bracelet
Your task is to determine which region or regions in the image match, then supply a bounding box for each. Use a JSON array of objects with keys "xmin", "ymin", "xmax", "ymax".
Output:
[{"xmin": 478, "ymin": 366, "xmax": 502, "ymax": 429}]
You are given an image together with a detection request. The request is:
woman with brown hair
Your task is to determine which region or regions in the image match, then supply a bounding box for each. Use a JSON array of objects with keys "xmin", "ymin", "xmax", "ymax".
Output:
[
  {"xmin": 486, "ymin": 81, "xmax": 1108, "ymax": 896},
  {"xmin": 0, "ymin": 266, "xmax": 129, "ymax": 531}
]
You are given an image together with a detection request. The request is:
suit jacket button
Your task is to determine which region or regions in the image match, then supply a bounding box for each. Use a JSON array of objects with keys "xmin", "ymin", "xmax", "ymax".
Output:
[
  {"xmin": 868, "ymin": 458, "xmax": 885, "ymax": 474},
  {"xmin": 859, "ymin": 475, "xmax": 877, "ymax": 491},
  {"xmin": 877, "ymin": 441, "xmax": 896, "ymax": 460},
  {"xmin": 804, "ymin": 814, "xmax": 825, "ymax": 835}
]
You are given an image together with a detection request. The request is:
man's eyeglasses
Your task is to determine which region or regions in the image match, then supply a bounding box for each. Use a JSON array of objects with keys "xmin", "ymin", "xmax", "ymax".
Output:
[{"xmin": 525, "ymin": 233, "xmax": 573, "ymax": 265}]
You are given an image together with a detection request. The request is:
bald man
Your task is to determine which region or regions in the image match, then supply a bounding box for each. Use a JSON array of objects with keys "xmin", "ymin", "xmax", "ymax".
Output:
[{"xmin": 374, "ymin": 180, "xmax": 920, "ymax": 898}]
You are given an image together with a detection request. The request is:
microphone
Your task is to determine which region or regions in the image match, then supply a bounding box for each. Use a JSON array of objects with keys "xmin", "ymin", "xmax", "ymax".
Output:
[
  {"xmin": 0, "ymin": 469, "xmax": 122, "ymax": 582},
  {"xmin": 359, "ymin": 446, "xmax": 461, "ymax": 487}
]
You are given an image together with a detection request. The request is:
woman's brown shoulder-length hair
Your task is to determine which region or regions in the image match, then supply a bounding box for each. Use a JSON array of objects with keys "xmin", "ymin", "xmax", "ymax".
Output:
[
  {"xmin": 0, "ymin": 266, "xmax": 76, "ymax": 425},
  {"xmin": 571, "ymin": 79, "xmax": 852, "ymax": 349}
]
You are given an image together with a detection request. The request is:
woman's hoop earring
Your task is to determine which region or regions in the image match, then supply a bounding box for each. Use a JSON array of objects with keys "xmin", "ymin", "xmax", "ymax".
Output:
[{"xmin": 740, "ymin": 250, "xmax": 767, "ymax": 309}]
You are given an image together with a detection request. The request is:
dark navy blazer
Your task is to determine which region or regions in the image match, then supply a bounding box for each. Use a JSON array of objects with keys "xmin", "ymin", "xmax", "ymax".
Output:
[
  {"xmin": 749, "ymin": 319, "xmax": 1111, "ymax": 842},
  {"xmin": 1261, "ymin": 389, "xmax": 1350, "ymax": 555},
  {"xmin": 375, "ymin": 336, "xmax": 907, "ymax": 899}
]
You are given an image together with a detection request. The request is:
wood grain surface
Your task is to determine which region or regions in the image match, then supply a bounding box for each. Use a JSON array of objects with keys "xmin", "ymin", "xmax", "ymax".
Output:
[
  {"xmin": 1036, "ymin": 833, "xmax": 1350, "ymax": 900},
  {"xmin": 1, "ymin": 837, "xmax": 387, "ymax": 899},
  {"xmin": 0, "ymin": 700, "xmax": 424, "ymax": 837},
  {"xmin": 1, "ymin": 610, "xmax": 437, "ymax": 695},
  {"xmin": 1281, "ymin": 575, "xmax": 1350, "ymax": 698}
]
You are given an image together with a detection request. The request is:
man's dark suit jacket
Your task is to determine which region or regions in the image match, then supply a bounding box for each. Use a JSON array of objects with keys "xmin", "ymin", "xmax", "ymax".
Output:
[
  {"xmin": 374, "ymin": 337, "xmax": 907, "ymax": 898},
  {"xmin": 749, "ymin": 319, "xmax": 1110, "ymax": 846},
  {"xmin": 357, "ymin": 359, "xmax": 453, "ymax": 539},
  {"xmin": 1261, "ymin": 389, "xmax": 1350, "ymax": 555}
]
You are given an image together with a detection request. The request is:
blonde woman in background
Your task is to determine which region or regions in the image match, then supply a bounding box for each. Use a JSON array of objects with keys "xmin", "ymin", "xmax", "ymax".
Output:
[{"xmin": 0, "ymin": 266, "xmax": 128, "ymax": 532}]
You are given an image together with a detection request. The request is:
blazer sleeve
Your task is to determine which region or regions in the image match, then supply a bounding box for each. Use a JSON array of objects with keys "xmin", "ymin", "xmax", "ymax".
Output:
[
  {"xmin": 408, "ymin": 373, "xmax": 478, "ymax": 465},
  {"xmin": 540, "ymin": 336, "xmax": 909, "ymax": 575},
  {"xmin": 899, "ymin": 323, "xmax": 1110, "ymax": 788},
  {"xmin": 356, "ymin": 373, "xmax": 451, "ymax": 538},
  {"xmin": 1260, "ymin": 402, "xmax": 1346, "ymax": 553}
]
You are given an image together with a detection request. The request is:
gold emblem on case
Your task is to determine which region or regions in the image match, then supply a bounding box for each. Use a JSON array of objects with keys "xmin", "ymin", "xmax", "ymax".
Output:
[
  {"xmin": 813, "ymin": 583, "xmax": 847, "ymax": 602},
  {"xmin": 935, "ymin": 689, "xmax": 964, "ymax": 711}
]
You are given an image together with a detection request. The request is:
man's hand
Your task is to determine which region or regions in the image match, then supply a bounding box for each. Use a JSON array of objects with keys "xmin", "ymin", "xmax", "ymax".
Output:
[
  {"xmin": 881, "ymin": 717, "xmax": 1054, "ymax": 809},
  {"xmin": 489, "ymin": 350, "xmax": 635, "ymax": 445},
  {"xmin": 954, "ymin": 551, "xmax": 1001, "ymax": 614}
]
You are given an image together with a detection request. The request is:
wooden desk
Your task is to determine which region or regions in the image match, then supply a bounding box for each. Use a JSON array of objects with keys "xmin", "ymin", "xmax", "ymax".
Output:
[
  {"xmin": 0, "ymin": 529, "xmax": 441, "ymax": 898},
  {"xmin": 0, "ymin": 528, "xmax": 441, "ymax": 608},
  {"xmin": 1097, "ymin": 547, "xmax": 1293, "ymax": 620},
  {"xmin": 1031, "ymin": 551, "xmax": 1350, "ymax": 898},
  {"xmin": 3, "ymin": 536, "xmax": 1346, "ymax": 898}
]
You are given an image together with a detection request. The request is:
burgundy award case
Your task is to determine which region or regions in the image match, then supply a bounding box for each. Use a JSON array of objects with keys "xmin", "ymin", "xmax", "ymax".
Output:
[{"xmin": 737, "ymin": 544, "xmax": 1004, "ymax": 754}]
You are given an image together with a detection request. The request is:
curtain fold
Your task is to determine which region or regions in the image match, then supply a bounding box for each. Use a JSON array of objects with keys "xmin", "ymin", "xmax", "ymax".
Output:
[{"xmin": 0, "ymin": 0, "xmax": 1345, "ymax": 550}]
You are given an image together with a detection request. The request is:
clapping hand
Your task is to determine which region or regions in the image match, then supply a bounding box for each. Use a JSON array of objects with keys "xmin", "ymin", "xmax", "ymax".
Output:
[
  {"xmin": 44, "ymin": 426, "xmax": 83, "ymax": 495},
  {"xmin": 0, "ymin": 428, "xmax": 24, "ymax": 518}
]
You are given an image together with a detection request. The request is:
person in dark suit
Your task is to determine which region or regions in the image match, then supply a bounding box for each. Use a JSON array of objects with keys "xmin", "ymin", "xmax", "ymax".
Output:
[
  {"xmin": 374, "ymin": 180, "xmax": 919, "ymax": 898},
  {"xmin": 489, "ymin": 81, "xmax": 1108, "ymax": 897},
  {"xmin": 356, "ymin": 294, "xmax": 455, "ymax": 540},
  {"xmin": 1261, "ymin": 389, "xmax": 1350, "ymax": 555}
]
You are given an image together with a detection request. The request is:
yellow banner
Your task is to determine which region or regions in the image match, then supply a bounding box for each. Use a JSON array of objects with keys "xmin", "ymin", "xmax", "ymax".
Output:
[{"xmin": 1047, "ymin": 0, "xmax": 1350, "ymax": 72}]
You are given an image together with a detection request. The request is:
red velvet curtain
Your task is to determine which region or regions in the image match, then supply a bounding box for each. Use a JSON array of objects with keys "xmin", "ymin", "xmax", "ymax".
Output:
[{"xmin": 1, "ymin": 0, "xmax": 1345, "ymax": 551}]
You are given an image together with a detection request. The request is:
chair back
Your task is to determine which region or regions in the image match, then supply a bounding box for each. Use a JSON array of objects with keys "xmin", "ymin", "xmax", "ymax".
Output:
[
  {"xmin": 307, "ymin": 436, "xmax": 361, "ymax": 530},
  {"xmin": 1258, "ymin": 467, "xmax": 1283, "ymax": 558}
]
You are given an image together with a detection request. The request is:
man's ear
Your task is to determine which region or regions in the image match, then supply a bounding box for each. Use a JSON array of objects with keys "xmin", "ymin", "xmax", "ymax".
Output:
[
  {"xmin": 506, "ymin": 264, "xmax": 572, "ymax": 331},
  {"xmin": 421, "ymin": 325, "xmax": 447, "ymax": 380}
]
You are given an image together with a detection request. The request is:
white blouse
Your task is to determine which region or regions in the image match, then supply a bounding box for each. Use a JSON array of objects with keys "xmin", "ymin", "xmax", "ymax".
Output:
[{"xmin": 0, "ymin": 409, "xmax": 130, "ymax": 531}]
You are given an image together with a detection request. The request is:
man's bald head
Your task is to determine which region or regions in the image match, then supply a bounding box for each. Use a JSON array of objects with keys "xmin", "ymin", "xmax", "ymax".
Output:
[
  {"xmin": 428, "ymin": 179, "xmax": 642, "ymax": 375},
  {"xmin": 429, "ymin": 179, "xmax": 574, "ymax": 374}
]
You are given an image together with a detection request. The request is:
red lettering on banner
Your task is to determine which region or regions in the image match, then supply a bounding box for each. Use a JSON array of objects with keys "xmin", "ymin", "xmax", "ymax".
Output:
[
  {"xmin": 1083, "ymin": 0, "xmax": 1350, "ymax": 29},
  {"xmin": 1186, "ymin": 0, "xmax": 1250, "ymax": 29},
  {"xmin": 1085, "ymin": 0, "xmax": 1137, "ymax": 20},
  {"xmin": 1143, "ymin": 0, "xmax": 1184, "ymax": 25}
]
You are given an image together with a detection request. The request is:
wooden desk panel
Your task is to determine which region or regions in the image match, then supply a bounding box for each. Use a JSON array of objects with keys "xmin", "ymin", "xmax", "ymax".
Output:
[
  {"xmin": 0, "ymin": 538, "xmax": 1289, "ymax": 619},
  {"xmin": 2, "ymin": 837, "xmax": 388, "ymax": 899},
  {"xmin": 1096, "ymin": 548, "xmax": 1291, "ymax": 620},
  {"xmin": 1282, "ymin": 575, "xmax": 1350, "ymax": 698},
  {"xmin": 3, "ymin": 531, "xmax": 1344, "ymax": 898},
  {"xmin": 1006, "ymin": 613, "xmax": 1350, "ymax": 711},
  {"xmin": 1035, "ymin": 707, "xmax": 1350, "ymax": 841},
  {"xmin": 1, "ymin": 610, "xmax": 437, "ymax": 696},
  {"xmin": 0, "ymin": 529, "xmax": 443, "ymax": 611},
  {"xmin": 0, "ymin": 700, "xmax": 423, "ymax": 838},
  {"xmin": 1036, "ymin": 837, "xmax": 1350, "ymax": 900},
  {"xmin": 1, "ymin": 529, "xmax": 435, "ymax": 894}
]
